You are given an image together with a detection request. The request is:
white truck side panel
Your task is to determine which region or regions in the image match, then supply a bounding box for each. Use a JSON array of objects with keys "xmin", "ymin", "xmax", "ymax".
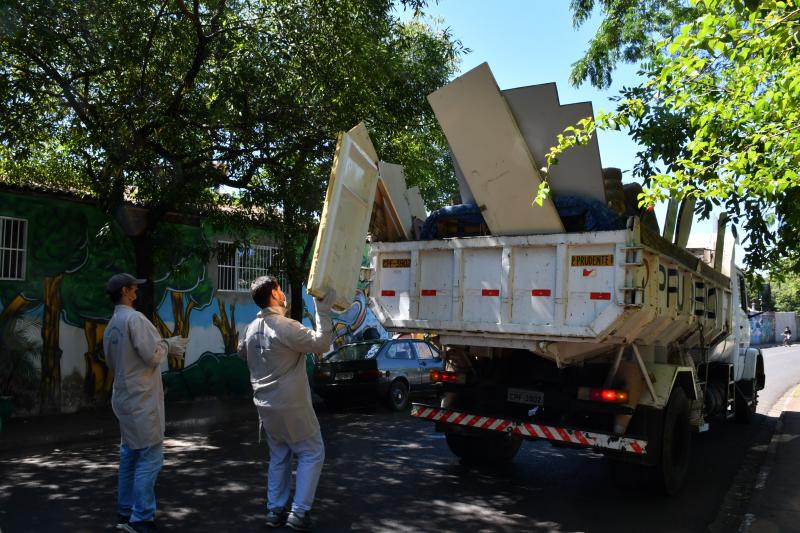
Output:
[
  {"xmin": 565, "ymin": 243, "xmax": 616, "ymax": 327},
  {"xmin": 463, "ymin": 248, "xmax": 503, "ymax": 323},
  {"xmin": 377, "ymin": 253, "xmax": 413, "ymax": 320},
  {"xmin": 418, "ymin": 251, "xmax": 454, "ymax": 322},
  {"xmin": 510, "ymin": 246, "xmax": 557, "ymax": 325},
  {"xmin": 369, "ymin": 221, "xmax": 733, "ymax": 364}
]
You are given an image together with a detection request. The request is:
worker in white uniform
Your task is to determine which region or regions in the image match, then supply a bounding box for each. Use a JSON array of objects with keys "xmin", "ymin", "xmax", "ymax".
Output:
[
  {"xmin": 238, "ymin": 275, "xmax": 334, "ymax": 531},
  {"xmin": 103, "ymin": 273, "xmax": 188, "ymax": 533}
]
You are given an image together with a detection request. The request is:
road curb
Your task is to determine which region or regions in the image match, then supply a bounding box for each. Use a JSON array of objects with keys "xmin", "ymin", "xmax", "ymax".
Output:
[
  {"xmin": 736, "ymin": 385, "xmax": 799, "ymax": 533},
  {"xmin": 707, "ymin": 385, "xmax": 797, "ymax": 533}
]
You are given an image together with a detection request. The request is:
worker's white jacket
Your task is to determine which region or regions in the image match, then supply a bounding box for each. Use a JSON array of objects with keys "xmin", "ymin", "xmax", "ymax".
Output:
[
  {"xmin": 103, "ymin": 305, "xmax": 168, "ymax": 449},
  {"xmin": 239, "ymin": 306, "xmax": 332, "ymax": 443}
]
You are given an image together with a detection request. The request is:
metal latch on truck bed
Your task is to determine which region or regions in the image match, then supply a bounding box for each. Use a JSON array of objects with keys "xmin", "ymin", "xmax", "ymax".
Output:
[{"xmin": 411, "ymin": 404, "xmax": 648, "ymax": 455}]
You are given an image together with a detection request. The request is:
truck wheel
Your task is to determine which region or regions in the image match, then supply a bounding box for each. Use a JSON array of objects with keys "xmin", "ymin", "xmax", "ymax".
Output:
[
  {"xmin": 388, "ymin": 379, "xmax": 409, "ymax": 411},
  {"xmin": 735, "ymin": 379, "xmax": 756, "ymax": 424},
  {"xmin": 655, "ymin": 388, "xmax": 691, "ymax": 496},
  {"xmin": 445, "ymin": 431, "xmax": 522, "ymax": 465}
]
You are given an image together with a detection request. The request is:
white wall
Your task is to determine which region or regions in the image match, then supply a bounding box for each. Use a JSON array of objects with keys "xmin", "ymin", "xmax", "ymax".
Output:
[{"xmin": 775, "ymin": 312, "xmax": 796, "ymax": 340}]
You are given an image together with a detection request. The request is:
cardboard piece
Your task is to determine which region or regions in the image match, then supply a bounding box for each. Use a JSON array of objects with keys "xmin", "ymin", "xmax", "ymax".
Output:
[
  {"xmin": 427, "ymin": 62, "xmax": 564, "ymax": 235},
  {"xmin": 405, "ymin": 186, "xmax": 427, "ymax": 223},
  {"xmin": 307, "ymin": 123, "xmax": 379, "ymax": 310},
  {"xmin": 371, "ymin": 181, "xmax": 405, "ymax": 242},
  {"xmin": 377, "ymin": 162, "xmax": 413, "ymax": 240},
  {"xmin": 674, "ymin": 197, "xmax": 696, "ymax": 248},
  {"xmin": 503, "ymin": 84, "xmax": 606, "ymax": 203}
]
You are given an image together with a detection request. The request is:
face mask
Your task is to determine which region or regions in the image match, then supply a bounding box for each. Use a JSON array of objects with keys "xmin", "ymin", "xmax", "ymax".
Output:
[{"xmin": 274, "ymin": 290, "xmax": 289, "ymax": 314}]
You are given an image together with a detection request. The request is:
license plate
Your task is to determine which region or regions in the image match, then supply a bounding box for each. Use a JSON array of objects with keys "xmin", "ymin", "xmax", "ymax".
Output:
[
  {"xmin": 335, "ymin": 372, "xmax": 354, "ymax": 381},
  {"xmin": 507, "ymin": 388, "xmax": 544, "ymax": 406}
]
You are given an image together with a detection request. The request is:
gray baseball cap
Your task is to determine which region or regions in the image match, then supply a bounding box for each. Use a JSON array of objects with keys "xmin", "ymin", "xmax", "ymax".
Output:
[{"xmin": 106, "ymin": 273, "xmax": 147, "ymax": 294}]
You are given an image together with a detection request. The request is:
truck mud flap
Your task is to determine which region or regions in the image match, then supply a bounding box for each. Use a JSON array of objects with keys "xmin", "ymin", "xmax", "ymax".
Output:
[{"xmin": 411, "ymin": 403, "xmax": 648, "ymax": 456}]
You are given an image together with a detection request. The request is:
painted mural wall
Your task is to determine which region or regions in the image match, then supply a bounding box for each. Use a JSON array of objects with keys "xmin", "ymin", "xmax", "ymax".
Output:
[
  {"xmin": 0, "ymin": 190, "xmax": 259, "ymax": 415},
  {"xmin": 749, "ymin": 312, "xmax": 776, "ymax": 345},
  {"xmin": 0, "ymin": 190, "xmax": 390, "ymax": 417}
]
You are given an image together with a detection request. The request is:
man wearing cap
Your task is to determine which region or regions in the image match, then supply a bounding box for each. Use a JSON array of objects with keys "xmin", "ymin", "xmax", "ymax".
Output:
[
  {"xmin": 238, "ymin": 275, "xmax": 335, "ymax": 531},
  {"xmin": 103, "ymin": 273, "xmax": 188, "ymax": 533}
]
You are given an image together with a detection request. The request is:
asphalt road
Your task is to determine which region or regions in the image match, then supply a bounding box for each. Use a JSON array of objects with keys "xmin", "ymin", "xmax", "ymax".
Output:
[
  {"xmin": 0, "ymin": 347, "xmax": 794, "ymax": 533},
  {"xmin": 757, "ymin": 344, "xmax": 800, "ymax": 415}
]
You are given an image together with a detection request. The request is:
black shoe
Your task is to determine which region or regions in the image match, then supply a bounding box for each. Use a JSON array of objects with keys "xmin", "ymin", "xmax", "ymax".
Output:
[
  {"xmin": 116, "ymin": 514, "xmax": 130, "ymax": 530},
  {"xmin": 266, "ymin": 507, "xmax": 288, "ymax": 528},
  {"xmin": 120, "ymin": 521, "xmax": 158, "ymax": 533},
  {"xmin": 286, "ymin": 510, "xmax": 313, "ymax": 531}
]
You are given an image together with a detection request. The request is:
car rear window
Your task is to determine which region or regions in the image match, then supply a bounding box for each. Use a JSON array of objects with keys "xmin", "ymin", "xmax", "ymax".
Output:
[{"xmin": 326, "ymin": 342, "xmax": 383, "ymax": 362}]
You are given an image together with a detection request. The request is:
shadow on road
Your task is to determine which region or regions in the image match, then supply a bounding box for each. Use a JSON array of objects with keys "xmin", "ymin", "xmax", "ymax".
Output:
[{"xmin": 0, "ymin": 406, "xmax": 777, "ymax": 532}]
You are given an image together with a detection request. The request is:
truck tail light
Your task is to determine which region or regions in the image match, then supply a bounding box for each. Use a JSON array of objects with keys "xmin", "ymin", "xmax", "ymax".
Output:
[
  {"xmin": 577, "ymin": 387, "xmax": 629, "ymax": 403},
  {"xmin": 359, "ymin": 369, "xmax": 383, "ymax": 379},
  {"xmin": 430, "ymin": 370, "xmax": 465, "ymax": 384}
]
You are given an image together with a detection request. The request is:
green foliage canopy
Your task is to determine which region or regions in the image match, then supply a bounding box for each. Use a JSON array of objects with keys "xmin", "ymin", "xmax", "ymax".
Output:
[
  {"xmin": 560, "ymin": 0, "xmax": 800, "ymax": 272},
  {"xmin": 0, "ymin": 0, "xmax": 463, "ymax": 317},
  {"xmin": 772, "ymin": 271, "xmax": 800, "ymax": 311}
]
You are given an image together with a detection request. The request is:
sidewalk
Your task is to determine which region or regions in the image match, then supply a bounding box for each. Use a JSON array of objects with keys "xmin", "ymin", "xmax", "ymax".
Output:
[
  {"xmin": 0, "ymin": 396, "xmax": 257, "ymax": 453},
  {"xmin": 742, "ymin": 384, "xmax": 800, "ymax": 532}
]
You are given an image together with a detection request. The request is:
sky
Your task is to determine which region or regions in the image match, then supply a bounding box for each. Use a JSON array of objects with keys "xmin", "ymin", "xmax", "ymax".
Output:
[
  {"xmin": 415, "ymin": 0, "xmax": 643, "ymax": 175},
  {"xmin": 402, "ymin": 0, "xmax": 724, "ymax": 249}
]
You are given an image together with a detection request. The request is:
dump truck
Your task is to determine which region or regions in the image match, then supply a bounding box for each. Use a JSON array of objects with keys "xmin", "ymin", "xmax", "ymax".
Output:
[
  {"xmin": 307, "ymin": 64, "xmax": 765, "ymax": 495},
  {"xmin": 368, "ymin": 215, "xmax": 764, "ymax": 495}
]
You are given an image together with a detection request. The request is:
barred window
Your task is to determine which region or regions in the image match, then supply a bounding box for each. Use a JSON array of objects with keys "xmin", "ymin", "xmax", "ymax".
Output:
[
  {"xmin": 217, "ymin": 241, "xmax": 287, "ymax": 293},
  {"xmin": 0, "ymin": 216, "xmax": 27, "ymax": 281}
]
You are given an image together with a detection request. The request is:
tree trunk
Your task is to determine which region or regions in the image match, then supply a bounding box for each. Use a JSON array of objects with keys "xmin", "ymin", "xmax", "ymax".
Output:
[
  {"xmin": 40, "ymin": 274, "xmax": 64, "ymax": 414},
  {"xmin": 171, "ymin": 291, "xmax": 194, "ymax": 337},
  {"xmin": 152, "ymin": 312, "xmax": 172, "ymax": 339},
  {"xmin": 289, "ymin": 229, "xmax": 317, "ymax": 323},
  {"xmin": 83, "ymin": 320, "xmax": 110, "ymax": 404},
  {"xmin": 289, "ymin": 278, "xmax": 304, "ymax": 322},
  {"xmin": 161, "ymin": 291, "xmax": 194, "ymax": 370},
  {"xmin": 131, "ymin": 231, "xmax": 156, "ymax": 320},
  {"xmin": 212, "ymin": 298, "xmax": 238, "ymax": 354}
]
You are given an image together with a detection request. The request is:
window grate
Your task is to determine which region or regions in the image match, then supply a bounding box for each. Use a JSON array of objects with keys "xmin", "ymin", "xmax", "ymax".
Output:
[
  {"xmin": 217, "ymin": 241, "xmax": 288, "ymax": 293},
  {"xmin": 0, "ymin": 216, "xmax": 27, "ymax": 281}
]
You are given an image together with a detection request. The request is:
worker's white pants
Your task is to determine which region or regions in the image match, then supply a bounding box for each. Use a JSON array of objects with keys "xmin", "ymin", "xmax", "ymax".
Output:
[{"xmin": 264, "ymin": 430, "xmax": 325, "ymax": 513}]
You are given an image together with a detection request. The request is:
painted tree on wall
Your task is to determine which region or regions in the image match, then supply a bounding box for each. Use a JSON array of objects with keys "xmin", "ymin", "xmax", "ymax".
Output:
[
  {"xmin": 212, "ymin": 299, "xmax": 238, "ymax": 355},
  {"xmin": 152, "ymin": 224, "xmax": 213, "ymax": 370},
  {"xmin": 60, "ymin": 214, "xmax": 134, "ymax": 403},
  {"xmin": 0, "ymin": 195, "xmax": 93, "ymax": 413}
]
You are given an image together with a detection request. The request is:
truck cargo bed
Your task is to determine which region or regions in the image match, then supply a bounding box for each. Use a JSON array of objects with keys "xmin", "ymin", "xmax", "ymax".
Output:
[{"xmin": 369, "ymin": 218, "xmax": 731, "ymax": 364}]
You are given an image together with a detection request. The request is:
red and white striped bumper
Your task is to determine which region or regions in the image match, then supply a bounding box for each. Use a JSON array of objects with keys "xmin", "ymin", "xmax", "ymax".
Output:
[{"xmin": 411, "ymin": 404, "xmax": 647, "ymax": 455}]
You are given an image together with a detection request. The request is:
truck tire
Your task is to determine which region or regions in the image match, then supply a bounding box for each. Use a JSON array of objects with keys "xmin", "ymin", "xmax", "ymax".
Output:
[
  {"xmin": 445, "ymin": 431, "xmax": 522, "ymax": 465},
  {"xmin": 388, "ymin": 379, "xmax": 410, "ymax": 411},
  {"xmin": 735, "ymin": 379, "xmax": 756, "ymax": 424},
  {"xmin": 654, "ymin": 387, "xmax": 691, "ymax": 496}
]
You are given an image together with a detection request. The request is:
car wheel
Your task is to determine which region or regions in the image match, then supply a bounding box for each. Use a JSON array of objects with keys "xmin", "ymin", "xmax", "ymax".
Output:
[{"xmin": 388, "ymin": 379, "xmax": 410, "ymax": 411}]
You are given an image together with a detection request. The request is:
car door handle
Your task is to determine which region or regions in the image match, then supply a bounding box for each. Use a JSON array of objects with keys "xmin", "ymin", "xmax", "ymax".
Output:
[{"xmin": 420, "ymin": 361, "xmax": 427, "ymax": 366}]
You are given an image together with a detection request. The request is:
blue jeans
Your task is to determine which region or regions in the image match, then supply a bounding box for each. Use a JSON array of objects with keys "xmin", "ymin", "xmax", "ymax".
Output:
[
  {"xmin": 265, "ymin": 430, "xmax": 325, "ymax": 514},
  {"xmin": 118, "ymin": 442, "xmax": 163, "ymax": 522}
]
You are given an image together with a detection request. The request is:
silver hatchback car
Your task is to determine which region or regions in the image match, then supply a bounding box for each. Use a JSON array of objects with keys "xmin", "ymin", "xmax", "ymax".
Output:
[{"xmin": 313, "ymin": 338, "xmax": 443, "ymax": 410}]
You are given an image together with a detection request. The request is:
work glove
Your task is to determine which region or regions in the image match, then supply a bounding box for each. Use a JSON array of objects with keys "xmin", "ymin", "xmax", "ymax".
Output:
[
  {"xmin": 314, "ymin": 288, "xmax": 337, "ymax": 315},
  {"xmin": 164, "ymin": 335, "xmax": 189, "ymax": 355}
]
